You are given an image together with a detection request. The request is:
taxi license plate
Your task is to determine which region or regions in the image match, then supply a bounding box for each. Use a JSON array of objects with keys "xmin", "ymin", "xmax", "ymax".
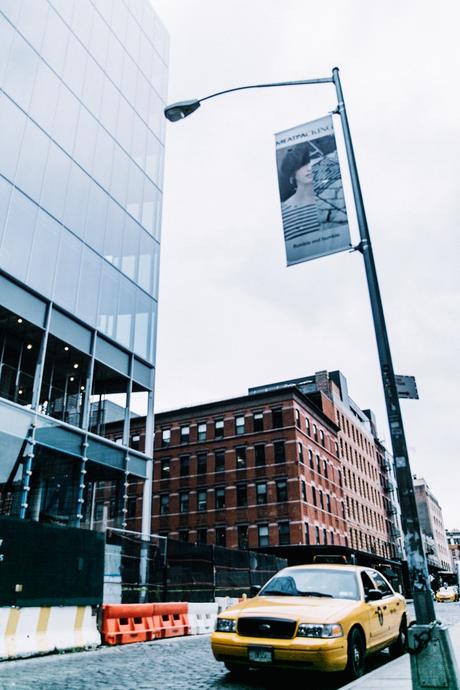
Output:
[{"xmin": 248, "ymin": 646, "xmax": 273, "ymax": 663}]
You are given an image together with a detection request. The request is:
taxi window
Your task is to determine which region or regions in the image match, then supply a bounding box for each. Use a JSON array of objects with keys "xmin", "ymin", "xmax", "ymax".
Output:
[
  {"xmin": 261, "ymin": 569, "xmax": 360, "ymax": 600},
  {"xmin": 361, "ymin": 571, "xmax": 375, "ymax": 597},
  {"xmin": 371, "ymin": 571, "xmax": 393, "ymax": 596}
]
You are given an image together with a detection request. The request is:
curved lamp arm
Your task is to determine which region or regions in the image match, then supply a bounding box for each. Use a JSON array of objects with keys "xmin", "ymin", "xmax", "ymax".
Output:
[{"xmin": 164, "ymin": 76, "xmax": 333, "ymax": 122}]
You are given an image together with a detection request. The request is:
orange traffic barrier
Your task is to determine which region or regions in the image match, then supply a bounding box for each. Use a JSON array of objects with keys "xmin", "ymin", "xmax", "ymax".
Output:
[
  {"xmin": 101, "ymin": 604, "xmax": 155, "ymax": 645},
  {"xmin": 152, "ymin": 603, "xmax": 189, "ymax": 639}
]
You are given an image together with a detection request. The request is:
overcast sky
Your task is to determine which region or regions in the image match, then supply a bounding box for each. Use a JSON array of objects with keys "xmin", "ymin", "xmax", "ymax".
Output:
[{"xmin": 151, "ymin": 0, "xmax": 460, "ymax": 528}]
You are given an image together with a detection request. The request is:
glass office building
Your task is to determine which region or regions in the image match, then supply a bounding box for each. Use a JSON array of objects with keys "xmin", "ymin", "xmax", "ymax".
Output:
[{"xmin": 0, "ymin": 0, "xmax": 168, "ymax": 531}]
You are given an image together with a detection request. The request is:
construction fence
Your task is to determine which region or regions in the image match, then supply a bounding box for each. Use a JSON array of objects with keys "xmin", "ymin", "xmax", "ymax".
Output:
[{"xmin": 104, "ymin": 529, "xmax": 287, "ymax": 603}]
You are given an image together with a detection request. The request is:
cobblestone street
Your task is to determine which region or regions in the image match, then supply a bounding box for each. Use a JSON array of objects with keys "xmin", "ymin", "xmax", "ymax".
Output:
[{"xmin": 1, "ymin": 603, "xmax": 460, "ymax": 690}]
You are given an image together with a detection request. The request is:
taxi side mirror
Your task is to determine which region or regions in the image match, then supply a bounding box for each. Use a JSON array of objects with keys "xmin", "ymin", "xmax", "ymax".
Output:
[
  {"xmin": 366, "ymin": 589, "xmax": 383, "ymax": 602},
  {"xmin": 249, "ymin": 585, "xmax": 261, "ymax": 598}
]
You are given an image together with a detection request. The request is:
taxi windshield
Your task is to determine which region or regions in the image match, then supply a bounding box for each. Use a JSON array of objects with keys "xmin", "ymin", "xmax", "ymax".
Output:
[{"xmin": 260, "ymin": 568, "xmax": 360, "ymax": 600}]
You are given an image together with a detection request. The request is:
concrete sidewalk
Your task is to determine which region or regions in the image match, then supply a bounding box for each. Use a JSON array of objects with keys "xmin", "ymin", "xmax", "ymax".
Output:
[{"xmin": 342, "ymin": 623, "xmax": 460, "ymax": 689}]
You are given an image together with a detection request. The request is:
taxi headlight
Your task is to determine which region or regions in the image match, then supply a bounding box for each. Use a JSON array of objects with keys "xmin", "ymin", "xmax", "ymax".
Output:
[
  {"xmin": 215, "ymin": 618, "xmax": 237, "ymax": 632},
  {"xmin": 297, "ymin": 623, "xmax": 343, "ymax": 638}
]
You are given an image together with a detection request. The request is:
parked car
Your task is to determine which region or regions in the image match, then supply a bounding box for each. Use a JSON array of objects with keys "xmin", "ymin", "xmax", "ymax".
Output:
[
  {"xmin": 211, "ymin": 563, "xmax": 407, "ymax": 680},
  {"xmin": 435, "ymin": 585, "xmax": 459, "ymax": 603}
]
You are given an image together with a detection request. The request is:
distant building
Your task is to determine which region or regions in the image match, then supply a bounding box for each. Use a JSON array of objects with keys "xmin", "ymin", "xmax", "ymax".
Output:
[
  {"xmin": 446, "ymin": 528, "xmax": 460, "ymax": 574},
  {"xmin": 413, "ymin": 477, "xmax": 451, "ymax": 572}
]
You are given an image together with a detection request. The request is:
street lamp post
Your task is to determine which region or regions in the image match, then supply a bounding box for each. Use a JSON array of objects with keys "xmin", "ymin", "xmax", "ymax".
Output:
[{"xmin": 164, "ymin": 67, "xmax": 459, "ymax": 689}]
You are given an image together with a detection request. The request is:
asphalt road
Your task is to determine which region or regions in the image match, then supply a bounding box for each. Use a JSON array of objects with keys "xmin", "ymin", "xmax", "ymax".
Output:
[{"xmin": 1, "ymin": 602, "xmax": 460, "ymax": 690}]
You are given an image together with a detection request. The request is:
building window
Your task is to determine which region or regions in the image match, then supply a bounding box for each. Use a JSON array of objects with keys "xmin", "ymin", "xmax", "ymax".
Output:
[
  {"xmin": 276, "ymin": 479, "xmax": 288, "ymax": 503},
  {"xmin": 179, "ymin": 492, "xmax": 189, "ymax": 513},
  {"xmin": 180, "ymin": 425, "xmax": 190, "ymax": 444},
  {"xmin": 253, "ymin": 411, "xmax": 264, "ymax": 432},
  {"xmin": 235, "ymin": 446, "xmax": 246, "ymax": 469},
  {"xmin": 215, "ymin": 527, "xmax": 226, "ymax": 547},
  {"xmin": 215, "ymin": 487, "xmax": 225, "ymax": 510},
  {"xmin": 235, "ymin": 415, "xmax": 245, "ymax": 435},
  {"xmin": 295, "ymin": 409, "xmax": 301, "ymax": 428},
  {"xmin": 214, "ymin": 418, "xmax": 224, "ymax": 439},
  {"xmin": 323, "ymin": 528, "xmax": 328, "ymax": 544},
  {"xmin": 161, "ymin": 429, "xmax": 171, "ymax": 446},
  {"xmin": 308, "ymin": 449, "xmax": 314, "ymax": 469},
  {"xmin": 178, "ymin": 530, "xmax": 189, "ymax": 542},
  {"xmin": 160, "ymin": 458, "xmax": 170, "ymax": 479},
  {"xmin": 254, "ymin": 444, "xmax": 265, "ymax": 467},
  {"xmin": 319, "ymin": 430, "xmax": 325, "ymax": 447},
  {"xmin": 197, "ymin": 422, "xmax": 207, "ymax": 441},
  {"xmin": 256, "ymin": 482, "xmax": 267, "ymax": 505},
  {"xmin": 326, "ymin": 494, "xmax": 331, "ymax": 513},
  {"xmin": 197, "ymin": 489, "xmax": 207, "ymax": 512},
  {"xmin": 273, "ymin": 440, "xmax": 285, "ymax": 463},
  {"xmin": 160, "ymin": 494, "xmax": 169, "ymax": 515},
  {"xmin": 236, "ymin": 484, "xmax": 247, "ymax": 507},
  {"xmin": 313, "ymin": 424, "xmax": 318, "ymax": 442},
  {"xmin": 214, "ymin": 450, "xmax": 225, "ymax": 473},
  {"xmin": 301, "ymin": 480, "xmax": 307, "ymax": 502},
  {"xmin": 271, "ymin": 407, "xmax": 283, "ymax": 429},
  {"xmin": 180, "ymin": 455, "xmax": 190, "ymax": 477},
  {"xmin": 258, "ymin": 524, "xmax": 269, "ymax": 547},
  {"xmin": 278, "ymin": 522, "xmax": 290, "ymax": 546},
  {"xmin": 319, "ymin": 491, "xmax": 324, "ymax": 510},
  {"xmin": 238, "ymin": 525, "xmax": 248, "ymax": 549},
  {"xmin": 338, "ymin": 470, "xmax": 343, "ymax": 487},
  {"xmin": 330, "ymin": 530, "xmax": 335, "ymax": 545},
  {"xmin": 304, "ymin": 522, "xmax": 310, "ymax": 544},
  {"xmin": 316, "ymin": 454, "xmax": 321, "ymax": 474},
  {"xmin": 126, "ymin": 496, "xmax": 137, "ymax": 519},
  {"xmin": 130, "ymin": 434, "xmax": 140, "ymax": 450},
  {"xmin": 196, "ymin": 528, "xmax": 207, "ymax": 545},
  {"xmin": 312, "ymin": 486, "xmax": 317, "ymax": 506},
  {"xmin": 305, "ymin": 418, "xmax": 311, "ymax": 436},
  {"xmin": 197, "ymin": 452, "xmax": 207, "ymax": 474},
  {"xmin": 335, "ymin": 442, "xmax": 339, "ymax": 458},
  {"xmin": 298, "ymin": 442, "xmax": 304, "ymax": 463},
  {"xmin": 315, "ymin": 526, "xmax": 320, "ymax": 544},
  {"xmin": 323, "ymin": 460, "xmax": 328, "ymax": 478}
]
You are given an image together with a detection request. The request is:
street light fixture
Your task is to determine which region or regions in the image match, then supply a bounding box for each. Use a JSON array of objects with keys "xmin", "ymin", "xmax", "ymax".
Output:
[{"xmin": 164, "ymin": 67, "xmax": 459, "ymax": 689}]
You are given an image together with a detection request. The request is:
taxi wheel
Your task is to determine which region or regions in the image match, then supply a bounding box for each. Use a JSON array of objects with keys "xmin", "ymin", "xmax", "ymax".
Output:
[
  {"xmin": 345, "ymin": 628, "xmax": 366, "ymax": 680},
  {"xmin": 224, "ymin": 662, "xmax": 248, "ymax": 678},
  {"xmin": 389, "ymin": 617, "xmax": 407, "ymax": 658}
]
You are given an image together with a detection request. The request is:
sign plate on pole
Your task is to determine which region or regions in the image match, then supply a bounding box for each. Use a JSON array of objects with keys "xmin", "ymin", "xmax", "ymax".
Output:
[{"xmin": 395, "ymin": 375, "xmax": 419, "ymax": 399}]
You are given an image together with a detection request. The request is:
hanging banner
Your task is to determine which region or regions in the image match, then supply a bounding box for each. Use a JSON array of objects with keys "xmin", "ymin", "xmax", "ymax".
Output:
[{"xmin": 275, "ymin": 115, "xmax": 351, "ymax": 266}]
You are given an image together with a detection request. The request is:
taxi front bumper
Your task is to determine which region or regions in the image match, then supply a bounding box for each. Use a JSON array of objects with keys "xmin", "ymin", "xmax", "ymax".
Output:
[{"xmin": 211, "ymin": 632, "xmax": 348, "ymax": 672}]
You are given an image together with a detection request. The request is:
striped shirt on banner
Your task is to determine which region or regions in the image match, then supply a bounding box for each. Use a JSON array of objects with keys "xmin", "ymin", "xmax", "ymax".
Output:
[{"xmin": 281, "ymin": 203, "xmax": 320, "ymax": 241}]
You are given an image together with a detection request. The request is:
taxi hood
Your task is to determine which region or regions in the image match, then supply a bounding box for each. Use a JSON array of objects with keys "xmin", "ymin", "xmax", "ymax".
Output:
[{"xmin": 226, "ymin": 595, "xmax": 360, "ymax": 623}]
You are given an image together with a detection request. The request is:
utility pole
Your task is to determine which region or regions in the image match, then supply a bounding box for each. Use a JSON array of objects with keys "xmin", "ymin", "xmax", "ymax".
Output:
[{"xmin": 332, "ymin": 67, "xmax": 459, "ymax": 690}]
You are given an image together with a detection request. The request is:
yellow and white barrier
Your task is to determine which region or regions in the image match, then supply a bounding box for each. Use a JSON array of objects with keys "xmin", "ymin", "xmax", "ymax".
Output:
[
  {"xmin": 0, "ymin": 606, "xmax": 100, "ymax": 660},
  {"xmin": 187, "ymin": 603, "xmax": 218, "ymax": 635}
]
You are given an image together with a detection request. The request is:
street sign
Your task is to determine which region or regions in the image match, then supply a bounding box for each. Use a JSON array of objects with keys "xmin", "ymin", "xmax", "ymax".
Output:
[{"xmin": 395, "ymin": 375, "xmax": 419, "ymax": 399}]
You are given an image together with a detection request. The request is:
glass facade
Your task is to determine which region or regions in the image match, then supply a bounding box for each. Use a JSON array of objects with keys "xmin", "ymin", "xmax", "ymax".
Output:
[{"xmin": 0, "ymin": 0, "xmax": 168, "ymax": 530}]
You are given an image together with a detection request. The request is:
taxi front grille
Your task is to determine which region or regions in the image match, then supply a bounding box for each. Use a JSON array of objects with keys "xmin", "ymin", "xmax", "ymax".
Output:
[{"xmin": 237, "ymin": 617, "xmax": 296, "ymax": 639}]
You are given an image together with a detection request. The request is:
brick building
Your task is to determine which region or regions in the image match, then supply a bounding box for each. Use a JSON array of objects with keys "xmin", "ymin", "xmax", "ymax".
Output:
[
  {"xmin": 104, "ymin": 370, "xmax": 402, "ymax": 559},
  {"xmin": 152, "ymin": 385, "xmax": 347, "ymax": 550},
  {"xmin": 249, "ymin": 371, "xmax": 401, "ymax": 560}
]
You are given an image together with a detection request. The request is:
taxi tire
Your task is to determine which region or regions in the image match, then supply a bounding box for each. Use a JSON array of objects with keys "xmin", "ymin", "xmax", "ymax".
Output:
[
  {"xmin": 388, "ymin": 616, "xmax": 407, "ymax": 658},
  {"xmin": 345, "ymin": 627, "xmax": 366, "ymax": 680},
  {"xmin": 224, "ymin": 662, "xmax": 248, "ymax": 678}
]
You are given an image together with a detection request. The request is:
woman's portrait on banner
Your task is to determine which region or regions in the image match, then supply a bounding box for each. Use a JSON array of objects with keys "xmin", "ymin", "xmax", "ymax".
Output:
[{"xmin": 275, "ymin": 115, "xmax": 351, "ymax": 266}]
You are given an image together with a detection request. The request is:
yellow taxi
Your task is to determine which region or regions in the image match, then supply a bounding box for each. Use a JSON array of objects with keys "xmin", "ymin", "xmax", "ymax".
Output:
[
  {"xmin": 435, "ymin": 586, "xmax": 459, "ymax": 603},
  {"xmin": 211, "ymin": 564, "xmax": 407, "ymax": 679}
]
